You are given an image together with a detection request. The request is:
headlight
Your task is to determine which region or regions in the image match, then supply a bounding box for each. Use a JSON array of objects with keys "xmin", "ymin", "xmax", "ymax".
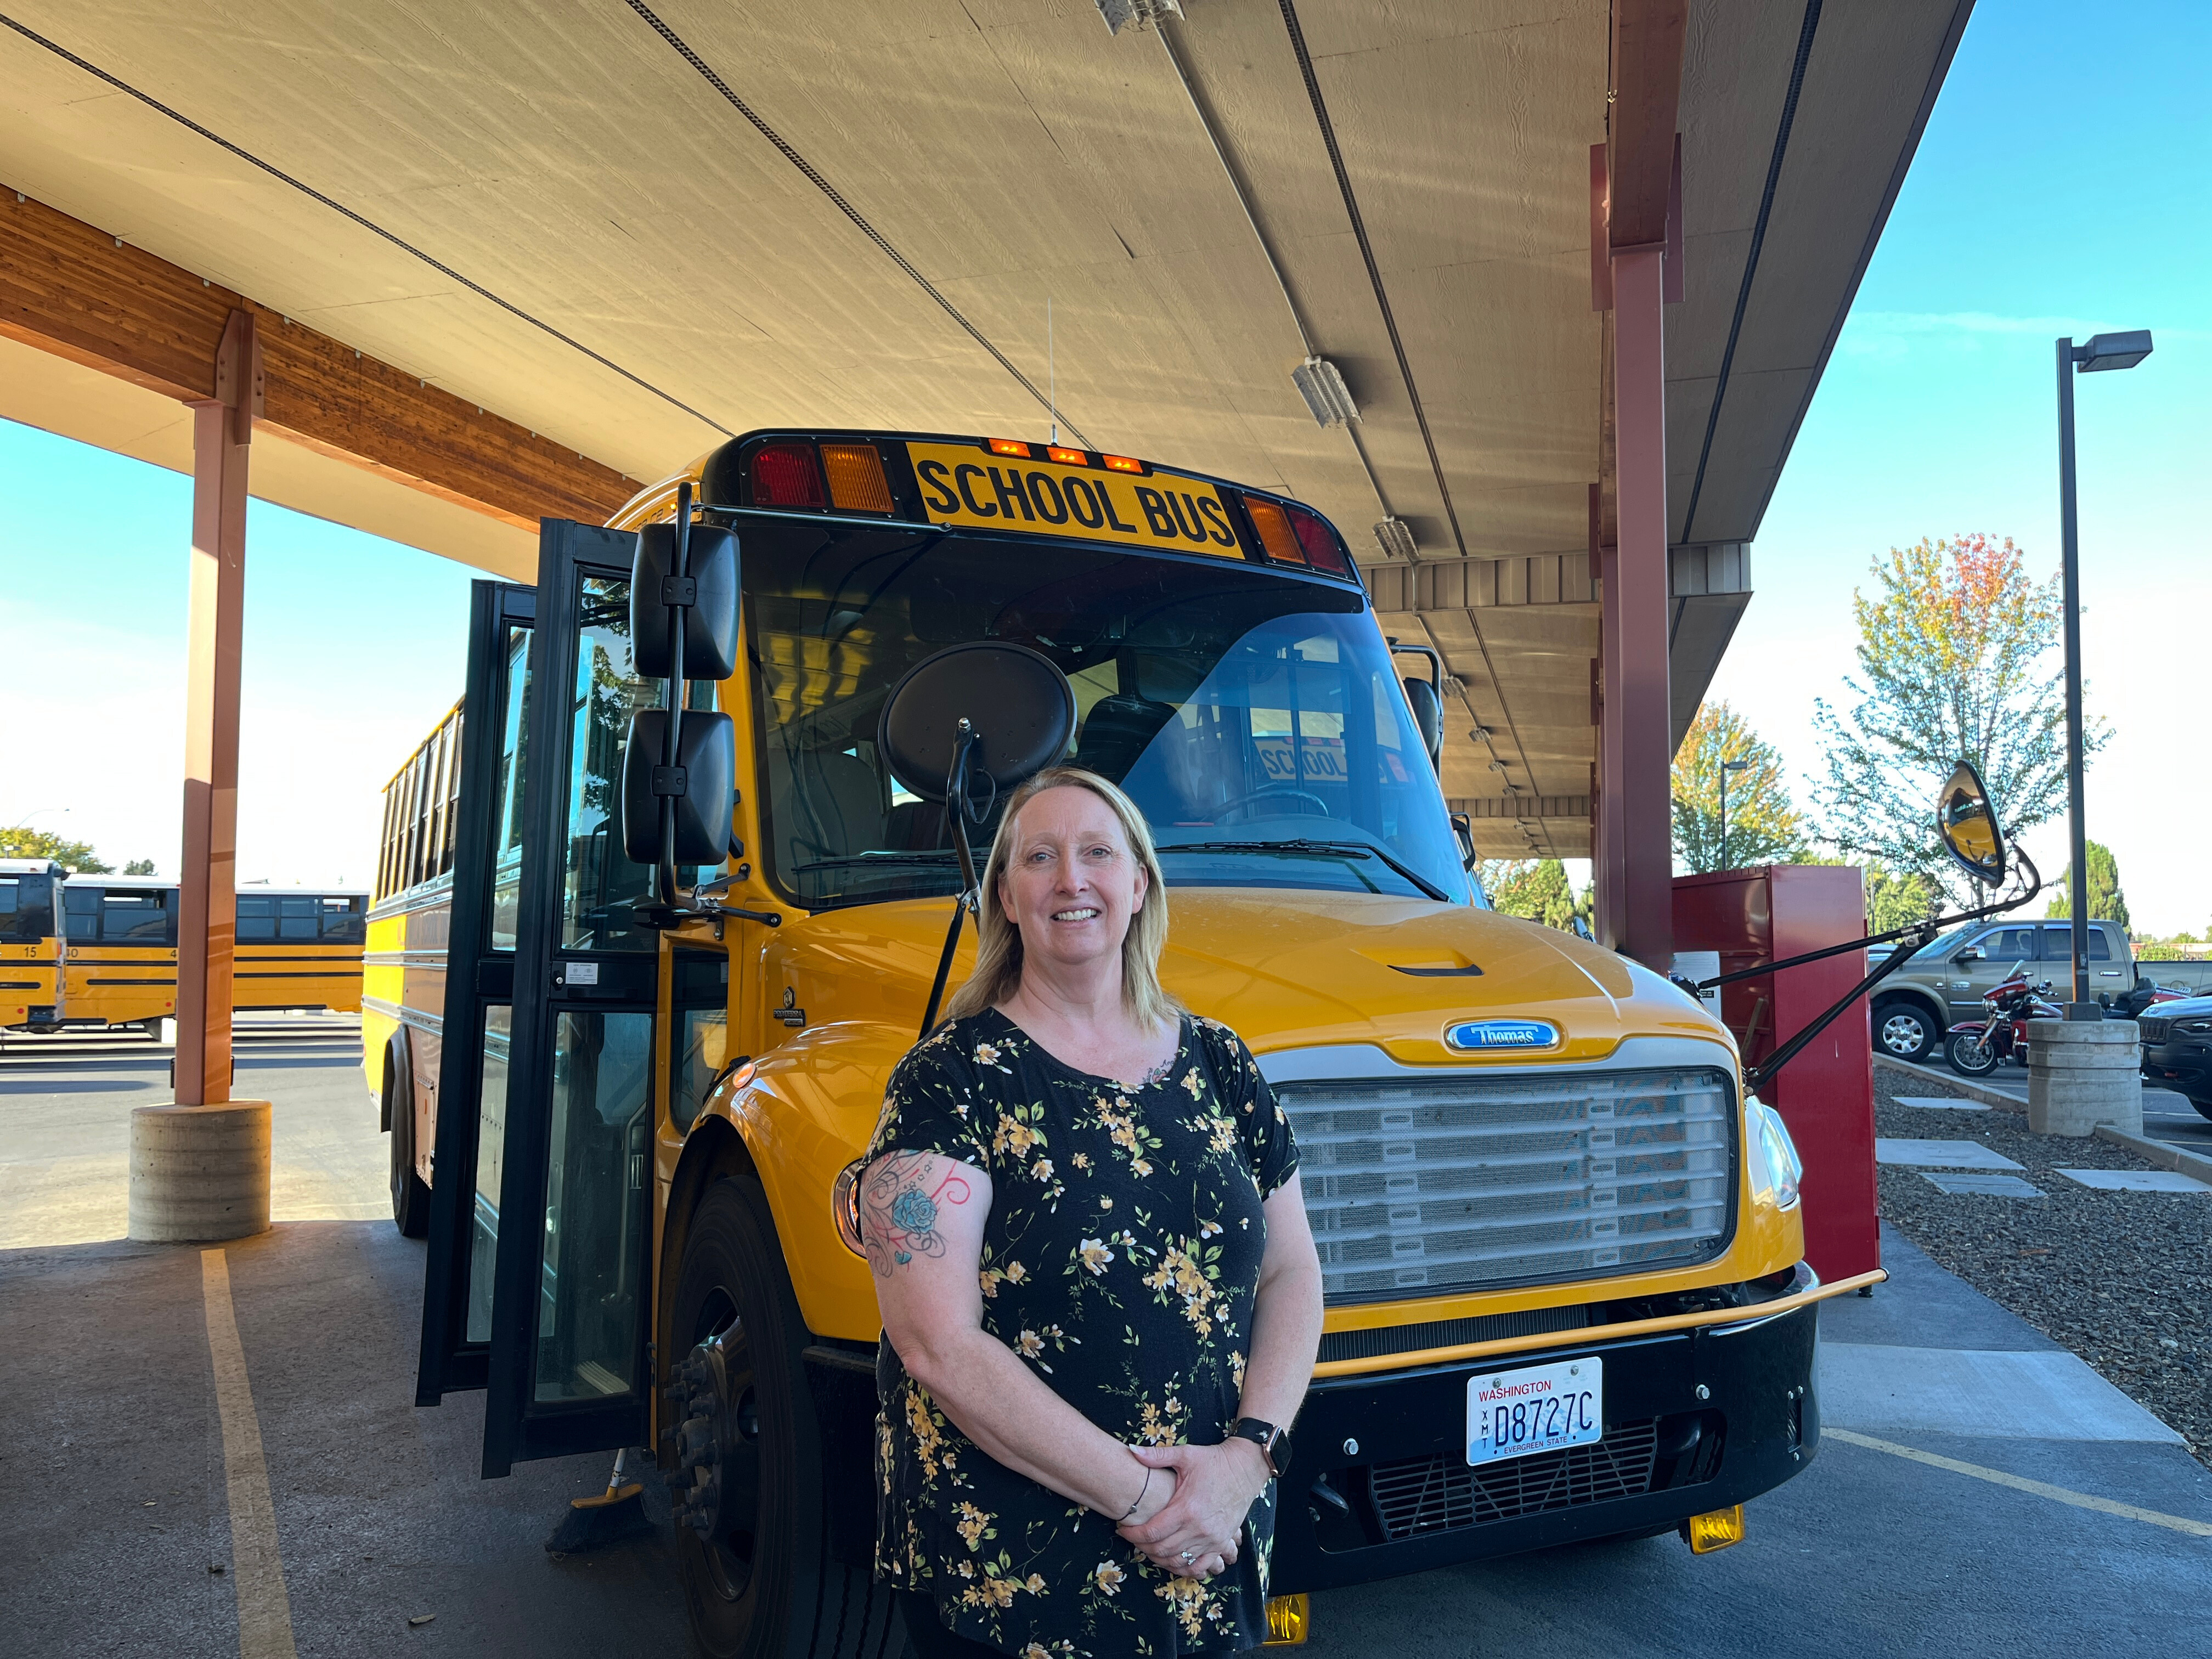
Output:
[
  {"xmin": 2179, "ymin": 1018, "xmax": 2212, "ymax": 1035},
  {"xmin": 1744, "ymin": 1096, "xmax": 1804, "ymax": 1211}
]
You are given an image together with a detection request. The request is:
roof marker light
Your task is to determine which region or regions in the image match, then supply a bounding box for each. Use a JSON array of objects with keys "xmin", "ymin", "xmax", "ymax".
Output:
[
  {"xmin": 989, "ymin": 438, "xmax": 1032, "ymax": 458},
  {"xmin": 1047, "ymin": 446, "xmax": 1087, "ymax": 466},
  {"xmin": 1287, "ymin": 504, "xmax": 1352, "ymax": 576},
  {"xmin": 1102, "ymin": 454, "xmax": 1143, "ymax": 473}
]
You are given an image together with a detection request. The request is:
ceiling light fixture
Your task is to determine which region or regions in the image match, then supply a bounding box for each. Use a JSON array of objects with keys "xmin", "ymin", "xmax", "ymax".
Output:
[
  {"xmin": 1372, "ymin": 516, "xmax": 1417, "ymax": 562},
  {"xmin": 1292, "ymin": 356, "xmax": 1359, "ymax": 428},
  {"xmin": 1097, "ymin": 0, "xmax": 1183, "ymax": 35}
]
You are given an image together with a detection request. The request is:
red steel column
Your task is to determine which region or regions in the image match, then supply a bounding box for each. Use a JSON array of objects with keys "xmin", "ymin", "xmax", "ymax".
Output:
[
  {"xmin": 1610, "ymin": 247, "xmax": 1673, "ymax": 971},
  {"xmin": 1595, "ymin": 535, "xmax": 1626, "ymax": 947},
  {"xmin": 175, "ymin": 312, "xmax": 259, "ymax": 1105}
]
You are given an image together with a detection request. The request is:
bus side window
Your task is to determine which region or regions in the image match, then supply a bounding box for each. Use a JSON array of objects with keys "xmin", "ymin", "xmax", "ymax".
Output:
[
  {"xmin": 279, "ymin": 896, "xmax": 319, "ymax": 940},
  {"xmin": 320, "ymin": 896, "xmax": 365, "ymax": 944},
  {"xmin": 103, "ymin": 893, "xmax": 169, "ymax": 942},
  {"xmin": 64, "ymin": 888, "xmax": 99, "ymax": 940},
  {"xmin": 0, "ymin": 880, "xmax": 16, "ymax": 917},
  {"xmin": 237, "ymin": 895, "xmax": 277, "ymax": 942}
]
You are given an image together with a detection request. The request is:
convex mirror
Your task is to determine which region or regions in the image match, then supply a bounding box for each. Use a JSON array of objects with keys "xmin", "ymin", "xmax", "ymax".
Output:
[
  {"xmin": 1402, "ymin": 677, "xmax": 1443, "ymax": 771},
  {"xmin": 1935, "ymin": 759, "xmax": 2007, "ymax": 885},
  {"xmin": 879, "ymin": 641, "xmax": 1075, "ymax": 804}
]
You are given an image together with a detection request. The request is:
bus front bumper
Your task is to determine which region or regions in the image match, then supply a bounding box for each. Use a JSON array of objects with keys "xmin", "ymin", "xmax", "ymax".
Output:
[{"xmin": 1273, "ymin": 1275, "xmax": 1821, "ymax": 1594}]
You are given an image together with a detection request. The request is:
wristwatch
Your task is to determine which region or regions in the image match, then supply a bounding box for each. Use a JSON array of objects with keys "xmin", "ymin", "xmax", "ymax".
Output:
[{"xmin": 1228, "ymin": 1417, "xmax": 1293, "ymax": 1479}]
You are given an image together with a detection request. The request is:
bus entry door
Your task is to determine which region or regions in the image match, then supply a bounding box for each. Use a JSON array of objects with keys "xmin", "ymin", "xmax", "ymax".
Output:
[{"xmin": 427, "ymin": 519, "xmax": 678, "ymax": 1477}]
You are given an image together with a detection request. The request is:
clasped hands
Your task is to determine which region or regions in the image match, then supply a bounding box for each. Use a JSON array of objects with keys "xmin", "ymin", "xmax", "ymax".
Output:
[{"xmin": 1114, "ymin": 1438, "xmax": 1271, "ymax": 1581}]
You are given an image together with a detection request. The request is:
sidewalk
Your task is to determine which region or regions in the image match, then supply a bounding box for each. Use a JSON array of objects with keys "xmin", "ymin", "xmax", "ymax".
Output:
[{"xmin": 1877, "ymin": 1051, "xmax": 2212, "ymax": 1160}]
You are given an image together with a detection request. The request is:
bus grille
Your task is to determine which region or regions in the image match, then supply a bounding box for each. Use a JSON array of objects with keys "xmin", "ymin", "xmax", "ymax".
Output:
[
  {"xmin": 1277, "ymin": 1066, "xmax": 1734, "ymax": 1301},
  {"xmin": 1369, "ymin": 1419, "xmax": 1662, "ymax": 1538}
]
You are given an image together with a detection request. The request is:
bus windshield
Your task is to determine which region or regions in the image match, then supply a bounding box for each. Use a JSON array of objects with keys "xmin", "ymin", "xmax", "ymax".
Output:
[{"xmin": 738, "ymin": 517, "xmax": 1469, "ymax": 911}]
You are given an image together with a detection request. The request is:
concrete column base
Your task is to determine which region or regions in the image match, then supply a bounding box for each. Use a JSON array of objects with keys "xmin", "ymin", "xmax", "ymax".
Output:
[
  {"xmin": 2025, "ymin": 1020, "xmax": 2142, "ymax": 1137},
  {"xmin": 129, "ymin": 1101, "xmax": 272, "ymax": 1242}
]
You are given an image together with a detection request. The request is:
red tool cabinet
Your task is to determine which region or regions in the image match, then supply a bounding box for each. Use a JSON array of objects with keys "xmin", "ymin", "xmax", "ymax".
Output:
[{"xmin": 1673, "ymin": 865, "xmax": 1880, "ymax": 1283}]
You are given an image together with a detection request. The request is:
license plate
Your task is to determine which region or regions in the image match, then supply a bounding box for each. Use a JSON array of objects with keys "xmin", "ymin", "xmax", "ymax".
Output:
[{"xmin": 1466, "ymin": 1357, "xmax": 1603, "ymax": 1466}]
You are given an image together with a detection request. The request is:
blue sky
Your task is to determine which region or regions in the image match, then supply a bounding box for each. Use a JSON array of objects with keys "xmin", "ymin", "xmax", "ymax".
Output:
[{"xmin": 1, "ymin": 1, "xmax": 2202, "ymax": 929}]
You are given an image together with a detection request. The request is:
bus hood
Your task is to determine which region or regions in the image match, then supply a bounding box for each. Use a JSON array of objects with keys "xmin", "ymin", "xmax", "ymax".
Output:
[{"xmin": 758, "ymin": 889, "xmax": 1730, "ymax": 1070}]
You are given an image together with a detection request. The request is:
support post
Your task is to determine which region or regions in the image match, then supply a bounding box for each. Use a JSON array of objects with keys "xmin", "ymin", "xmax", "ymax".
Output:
[
  {"xmin": 2053, "ymin": 338, "xmax": 2094, "ymax": 1018},
  {"xmin": 174, "ymin": 311, "xmax": 259, "ymax": 1107},
  {"xmin": 1595, "ymin": 532, "xmax": 1625, "ymax": 947},
  {"xmin": 1610, "ymin": 246, "xmax": 1673, "ymax": 971}
]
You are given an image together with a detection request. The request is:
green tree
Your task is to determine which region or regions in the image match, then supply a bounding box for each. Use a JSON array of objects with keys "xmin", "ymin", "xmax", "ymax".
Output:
[
  {"xmin": 0, "ymin": 828, "xmax": 112, "ymax": 872},
  {"xmin": 2045, "ymin": 840, "xmax": 2130, "ymax": 929},
  {"xmin": 1476, "ymin": 859, "xmax": 1578, "ymax": 930},
  {"xmin": 123, "ymin": 858, "xmax": 157, "ymax": 876},
  {"xmin": 1671, "ymin": 701, "xmax": 1804, "ymax": 872},
  {"xmin": 1864, "ymin": 862, "xmax": 1938, "ymax": 933},
  {"xmin": 1812, "ymin": 534, "xmax": 2092, "ymax": 903}
]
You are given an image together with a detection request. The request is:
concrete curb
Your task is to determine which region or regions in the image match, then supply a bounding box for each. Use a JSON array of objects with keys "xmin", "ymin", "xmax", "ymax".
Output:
[
  {"xmin": 1871, "ymin": 1052, "xmax": 2027, "ymax": 1113},
  {"xmin": 2094, "ymin": 1125, "xmax": 2212, "ymax": 1187}
]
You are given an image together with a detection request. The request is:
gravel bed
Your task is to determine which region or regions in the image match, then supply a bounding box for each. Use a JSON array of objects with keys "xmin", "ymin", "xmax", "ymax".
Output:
[{"xmin": 1870, "ymin": 1066, "xmax": 2212, "ymax": 1466}]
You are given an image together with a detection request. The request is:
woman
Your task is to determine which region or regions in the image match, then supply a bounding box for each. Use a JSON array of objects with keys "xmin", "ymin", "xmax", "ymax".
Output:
[{"xmin": 861, "ymin": 766, "xmax": 1324, "ymax": 1658}]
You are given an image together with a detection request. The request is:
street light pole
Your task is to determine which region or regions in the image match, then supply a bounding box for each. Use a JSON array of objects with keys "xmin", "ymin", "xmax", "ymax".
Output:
[{"xmin": 2055, "ymin": 329, "xmax": 2153, "ymax": 1017}]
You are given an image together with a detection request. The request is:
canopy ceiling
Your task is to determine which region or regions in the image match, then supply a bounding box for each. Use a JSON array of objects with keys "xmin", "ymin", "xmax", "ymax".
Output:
[{"xmin": 0, "ymin": 0, "xmax": 1972, "ymax": 853}]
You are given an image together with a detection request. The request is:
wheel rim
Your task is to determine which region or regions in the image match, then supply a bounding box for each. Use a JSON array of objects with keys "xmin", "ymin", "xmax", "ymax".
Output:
[
  {"xmin": 1881, "ymin": 1013, "xmax": 1925, "ymax": 1055},
  {"xmin": 668, "ymin": 1289, "xmax": 766, "ymax": 1605}
]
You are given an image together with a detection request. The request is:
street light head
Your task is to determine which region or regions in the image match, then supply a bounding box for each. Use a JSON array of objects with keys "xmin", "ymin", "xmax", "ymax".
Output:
[
  {"xmin": 1720, "ymin": 759, "xmax": 1751, "ymax": 774},
  {"xmin": 2075, "ymin": 330, "xmax": 2153, "ymax": 373}
]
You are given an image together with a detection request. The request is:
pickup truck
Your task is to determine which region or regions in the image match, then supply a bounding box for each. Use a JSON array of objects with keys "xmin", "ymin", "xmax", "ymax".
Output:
[{"xmin": 1870, "ymin": 917, "xmax": 2148, "ymax": 1063}]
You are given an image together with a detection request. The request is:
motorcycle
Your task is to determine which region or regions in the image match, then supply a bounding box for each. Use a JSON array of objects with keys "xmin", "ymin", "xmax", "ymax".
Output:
[
  {"xmin": 2105, "ymin": 978, "xmax": 2189, "ymax": 1020},
  {"xmin": 1945, "ymin": 964, "xmax": 2061, "ymax": 1076}
]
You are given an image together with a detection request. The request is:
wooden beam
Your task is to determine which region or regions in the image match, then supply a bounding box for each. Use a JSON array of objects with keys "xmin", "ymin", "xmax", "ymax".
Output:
[
  {"xmin": 0, "ymin": 189, "xmax": 635, "ymax": 529},
  {"xmin": 1606, "ymin": 0, "xmax": 1688, "ymax": 250}
]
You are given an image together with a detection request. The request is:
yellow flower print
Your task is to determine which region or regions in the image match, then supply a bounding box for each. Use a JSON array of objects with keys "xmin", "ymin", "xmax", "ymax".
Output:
[
  {"xmin": 955, "ymin": 1502, "xmax": 992, "ymax": 1549},
  {"xmin": 1030, "ymin": 1156, "xmax": 1054, "ymax": 1182},
  {"xmin": 979, "ymin": 1266, "xmax": 1004, "ymax": 1299},
  {"xmin": 1003, "ymin": 1261, "xmax": 1028, "ymax": 1285},
  {"xmin": 1017, "ymin": 1330, "xmax": 1045, "ymax": 1359},
  {"xmin": 992, "ymin": 1112, "xmax": 1042, "ymax": 1157},
  {"xmin": 1181, "ymin": 1066, "xmax": 1204, "ymax": 1100},
  {"xmin": 1024, "ymin": 1573, "xmax": 1047, "ymax": 1595},
  {"xmin": 1208, "ymin": 1118, "xmax": 1237, "ymax": 1154},
  {"xmin": 1094, "ymin": 1560, "xmax": 1127, "ymax": 1596},
  {"xmin": 1071, "ymin": 1152, "xmax": 1092, "ymax": 1170},
  {"xmin": 1156, "ymin": 1574, "xmax": 1209, "ymax": 1637},
  {"xmin": 1200, "ymin": 1218, "xmax": 1222, "ymax": 1238},
  {"xmin": 1078, "ymin": 1238, "xmax": 1114, "ymax": 1275},
  {"xmin": 1136, "ymin": 1400, "xmax": 1177, "ymax": 1446},
  {"xmin": 973, "ymin": 1040, "xmax": 1003, "ymax": 1068}
]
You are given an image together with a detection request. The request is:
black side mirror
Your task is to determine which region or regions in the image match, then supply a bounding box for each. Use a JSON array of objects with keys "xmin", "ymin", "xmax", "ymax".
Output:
[
  {"xmin": 631, "ymin": 521, "xmax": 739, "ymax": 681},
  {"xmin": 620, "ymin": 709, "xmax": 735, "ymax": 865},
  {"xmin": 1403, "ymin": 677, "xmax": 1443, "ymax": 771},
  {"xmin": 1449, "ymin": 811, "xmax": 1477, "ymax": 872}
]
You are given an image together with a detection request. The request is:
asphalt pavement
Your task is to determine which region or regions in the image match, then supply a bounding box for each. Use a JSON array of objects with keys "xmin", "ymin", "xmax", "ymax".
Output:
[
  {"xmin": 4, "ymin": 1025, "xmax": 2208, "ymax": 1658},
  {"xmin": 1880, "ymin": 1051, "xmax": 2212, "ymax": 1159}
]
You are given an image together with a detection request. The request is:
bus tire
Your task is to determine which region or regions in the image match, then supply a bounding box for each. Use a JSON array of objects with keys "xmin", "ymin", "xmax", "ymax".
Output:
[
  {"xmin": 666, "ymin": 1175, "xmax": 900, "ymax": 1659},
  {"xmin": 386, "ymin": 1043, "xmax": 430, "ymax": 1238}
]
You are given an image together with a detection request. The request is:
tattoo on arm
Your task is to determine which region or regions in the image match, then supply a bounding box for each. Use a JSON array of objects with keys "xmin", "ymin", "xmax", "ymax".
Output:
[{"xmin": 861, "ymin": 1151, "xmax": 974, "ymax": 1279}]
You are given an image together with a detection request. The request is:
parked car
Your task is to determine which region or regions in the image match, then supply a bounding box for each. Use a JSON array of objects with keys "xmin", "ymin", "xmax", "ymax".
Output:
[
  {"xmin": 2140, "ymin": 995, "xmax": 2212, "ymax": 1122},
  {"xmin": 1871, "ymin": 917, "xmax": 2136, "ymax": 1063},
  {"xmin": 2133, "ymin": 955, "xmax": 2212, "ymax": 997}
]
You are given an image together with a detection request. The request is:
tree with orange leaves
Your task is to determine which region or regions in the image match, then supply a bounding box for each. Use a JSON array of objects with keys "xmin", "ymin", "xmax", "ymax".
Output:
[{"xmin": 1810, "ymin": 534, "xmax": 2093, "ymax": 902}]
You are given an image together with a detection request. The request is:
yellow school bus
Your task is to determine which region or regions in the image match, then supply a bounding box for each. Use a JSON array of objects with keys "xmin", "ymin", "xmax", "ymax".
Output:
[
  {"xmin": 393, "ymin": 429, "xmax": 1840, "ymax": 1659},
  {"xmin": 0, "ymin": 859, "xmax": 66, "ymax": 1030},
  {"xmin": 55, "ymin": 875, "xmax": 367, "ymax": 1031}
]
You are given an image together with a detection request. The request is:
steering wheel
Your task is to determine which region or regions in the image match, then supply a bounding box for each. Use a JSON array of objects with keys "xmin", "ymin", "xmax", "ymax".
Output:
[{"xmin": 1214, "ymin": 785, "xmax": 1333, "ymax": 824}]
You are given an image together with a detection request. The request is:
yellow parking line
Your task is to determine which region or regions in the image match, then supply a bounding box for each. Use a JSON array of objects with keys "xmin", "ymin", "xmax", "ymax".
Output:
[
  {"xmin": 201, "ymin": 1249, "xmax": 300, "ymax": 1659},
  {"xmin": 1826, "ymin": 1426, "xmax": 2212, "ymax": 1537}
]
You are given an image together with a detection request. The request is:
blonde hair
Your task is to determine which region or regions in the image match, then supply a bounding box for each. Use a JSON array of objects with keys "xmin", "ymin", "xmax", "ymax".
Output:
[{"xmin": 940, "ymin": 767, "xmax": 1182, "ymax": 1031}]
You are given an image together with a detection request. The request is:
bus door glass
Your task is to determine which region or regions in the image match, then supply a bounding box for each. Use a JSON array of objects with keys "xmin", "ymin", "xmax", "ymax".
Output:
[
  {"xmin": 461, "ymin": 519, "xmax": 715, "ymax": 1476},
  {"xmin": 415, "ymin": 579, "xmax": 537, "ymax": 1404}
]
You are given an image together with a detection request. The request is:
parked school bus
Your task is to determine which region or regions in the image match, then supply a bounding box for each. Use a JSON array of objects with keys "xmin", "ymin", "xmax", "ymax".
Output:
[
  {"xmin": 380, "ymin": 429, "xmax": 1849, "ymax": 1659},
  {"xmin": 31, "ymin": 875, "xmax": 367, "ymax": 1032}
]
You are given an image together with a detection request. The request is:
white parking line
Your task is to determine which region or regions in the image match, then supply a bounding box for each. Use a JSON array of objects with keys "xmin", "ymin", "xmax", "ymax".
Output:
[
  {"xmin": 201, "ymin": 1250, "xmax": 299, "ymax": 1659},
  {"xmin": 1827, "ymin": 1429, "xmax": 2212, "ymax": 1537}
]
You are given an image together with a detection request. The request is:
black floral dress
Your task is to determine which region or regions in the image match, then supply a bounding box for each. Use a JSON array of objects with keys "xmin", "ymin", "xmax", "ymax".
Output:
[{"xmin": 868, "ymin": 1008, "xmax": 1300, "ymax": 1657}]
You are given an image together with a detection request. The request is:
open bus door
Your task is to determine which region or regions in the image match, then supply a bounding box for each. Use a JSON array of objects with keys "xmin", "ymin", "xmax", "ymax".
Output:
[{"xmin": 419, "ymin": 518, "xmax": 678, "ymax": 1477}]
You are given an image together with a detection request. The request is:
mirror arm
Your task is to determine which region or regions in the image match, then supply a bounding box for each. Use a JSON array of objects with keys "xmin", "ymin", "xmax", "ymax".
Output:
[
  {"xmin": 1735, "ymin": 849, "xmax": 2042, "ymax": 1094},
  {"xmin": 918, "ymin": 723, "xmax": 984, "ymax": 1036}
]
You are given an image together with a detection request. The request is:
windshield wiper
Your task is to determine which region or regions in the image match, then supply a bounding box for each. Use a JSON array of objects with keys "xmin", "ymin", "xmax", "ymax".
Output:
[
  {"xmin": 1159, "ymin": 839, "xmax": 1452, "ymax": 904},
  {"xmin": 791, "ymin": 852, "xmax": 957, "ymax": 873}
]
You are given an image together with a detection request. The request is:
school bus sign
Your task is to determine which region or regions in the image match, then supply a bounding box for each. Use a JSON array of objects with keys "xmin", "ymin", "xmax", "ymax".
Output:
[{"xmin": 905, "ymin": 440, "xmax": 1244, "ymax": 558}]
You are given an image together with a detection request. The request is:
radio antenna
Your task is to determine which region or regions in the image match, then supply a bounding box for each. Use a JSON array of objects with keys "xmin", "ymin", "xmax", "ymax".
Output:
[{"xmin": 1048, "ymin": 296, "xmax": 1056, "ymax": 445}]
